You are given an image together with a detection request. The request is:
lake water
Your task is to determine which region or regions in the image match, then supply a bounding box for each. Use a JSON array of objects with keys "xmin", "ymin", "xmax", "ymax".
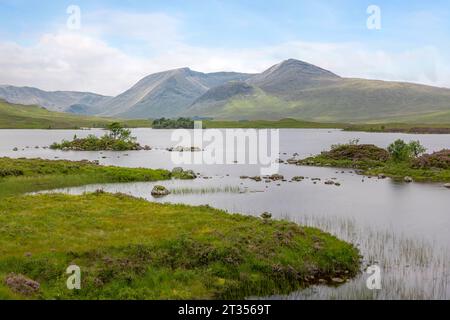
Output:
[{"xmin": 1, "ymin": 128, "xmax": 449, "ymax": 299}]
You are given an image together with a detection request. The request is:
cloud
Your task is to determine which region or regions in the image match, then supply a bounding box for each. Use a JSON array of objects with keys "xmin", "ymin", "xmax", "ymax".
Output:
[{"xmin": 0, "ymin": 11, "xmax": 449, "ymax": 96}]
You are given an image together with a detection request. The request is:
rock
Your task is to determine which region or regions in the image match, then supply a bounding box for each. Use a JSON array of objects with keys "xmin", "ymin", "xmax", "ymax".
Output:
[
  {"xmin": 269, "ymin": 174, "xmax": 284, "ymax": 181},
  {"xmin": 240, "ymin": 176, "xmax": 249, "ymax": 179},
  {"xmin": 444, "ymin": 183, "xmax": 450, "ymax": 189},
  {"xmin": 183, "ymin": 170, "xmax": 197, "ymax": 179},
  {"xmin": 331, "ymin": 277, "xmax": 345, "ymax": 284},
  {"xmin": 151, "ymin": 185, "xmax": 170, "ymax": 197},
  {"xmin": 378, "ymin": 174, "xmax": 386, "ymax": 179},
  {"xmin": 286, "ymin": 158, "xmax": 298, "ymax": 164},
  {"xmin": 4, "ymin": 273, "xmax": 40, "ymax": 296},
  {"xmin": 404, "ymin": 176, "xmax": 413, "ymax": 183},
  {"xmin": 249, "ymin": 176, "xmax": 262, "ymax": 182},
  {"xmin": 172, "ymin": 167, "xmax": 184, "ymax": 174},
  {"xmin": 143, "ymin": 145, "xmax": 151, "ymax": 150},
  {"xmin": 12, "ymin": 147, "xmax": 18, "ymax": 151},
  {"xmin": 324, "ymin": 180, "xmax": 335, "ymax": 185},
  {"xmin": 260, "ymin": 212, "xmax": 272, "ymax": 220},
  {"xmin": 291, "ymin": 176, "xmax": 304, "ymax": 182}
]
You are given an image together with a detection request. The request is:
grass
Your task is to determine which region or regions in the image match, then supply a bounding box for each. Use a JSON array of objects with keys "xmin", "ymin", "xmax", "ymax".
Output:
[
  {"xmin": 0, "ymin": 99, "xmax": 151, "ymax": 129},
  {"xmin": 0, "ymin": 157, "xmax": 172, "ymax": 198},
  {"xmin": 169, "ymin": 186, "xmax": 243, "ymax": 195},
  {"xmin": 0, "ymin": 192, "xmax": 359, "ymax": 300},
  {"xmin": 0, "ymin": 157, "xmax": 360, "ymax": 299},
  {"xmin": 344, "ymin": 123, "xmax": 450, "ymax": 134},
  {"xmin": 204, "ymin": 118, "xmax": 344, "ymax": 129}
]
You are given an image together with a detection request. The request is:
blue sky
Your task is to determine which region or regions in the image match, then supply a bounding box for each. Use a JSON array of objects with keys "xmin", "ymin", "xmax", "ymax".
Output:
[{"xmin": 0, "ymin": 0, "xmax": 449, "ymax": 95}]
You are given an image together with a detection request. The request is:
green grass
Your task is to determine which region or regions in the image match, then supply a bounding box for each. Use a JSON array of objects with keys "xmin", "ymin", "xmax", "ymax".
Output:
[
  {"xmin": 344, "ymin": 123, "xmax": 450, "ymax": 134},
  {"xmin": 0, "ymin": 192, "xmax": 359, "ymax": 300},
  {"xmin": 0, "ymin": 157, "xmax": 171, "ymax": 198},
  {"xmin": 0, "ymin": 100, "xmax": 151, "ymax": 129},
  {"xmin": 0, "ymin": 158, "xmax": 360, "ymax": 299},
  {"xmin": 204, "ymin": 118, "xmax": 344, "ymax": 129}
]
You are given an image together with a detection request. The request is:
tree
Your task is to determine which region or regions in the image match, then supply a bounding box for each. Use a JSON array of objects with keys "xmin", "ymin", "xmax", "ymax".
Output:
[
  {"xmin": 408, "ymin": 140, "xmax": 427, "ymax": 157},
  {"xmin": 387, "ymin": 139, "xmax": 426, "ymax": 162},
  {"xmin": 107, "ymin": 122, "xmax": 132, "ymax": 141}
]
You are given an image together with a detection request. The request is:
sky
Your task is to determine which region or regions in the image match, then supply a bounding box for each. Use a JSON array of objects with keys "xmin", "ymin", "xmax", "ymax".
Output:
[{"xmin": 0, "ymin": 0, "xmax": 449, "ymax": 96}]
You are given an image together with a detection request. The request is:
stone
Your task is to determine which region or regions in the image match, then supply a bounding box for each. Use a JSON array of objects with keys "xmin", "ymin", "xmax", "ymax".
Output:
[
  {"xmin": 404, "ymin": 176, "xmax": 413, "ymax": 183},
  {"xmin": 331, "ymin": 277, "xmax": 345, "ymax": 284},
  {"xmin": 444, "ymin": 183, "xmax": 450, "ymax": 189},
  {"xmin": 151, "ymin": 185, "xmax": 170, "ymax": 197},
  {"xmin": 172, "ymin": 167, "xmax": 184, "ymax": 174}
]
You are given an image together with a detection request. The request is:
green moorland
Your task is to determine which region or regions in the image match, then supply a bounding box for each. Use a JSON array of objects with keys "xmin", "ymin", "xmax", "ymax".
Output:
[
  {"xmin": 0, "ymin": 157, "xmax": 360, "ymax": 299},
  {"xmin": 0, "ymin": 100, "xmax": 151, "ymax": 129},
  {"xmin": 204, "ymin": 118, "xmax": 345, "ymax": 129},
  {"xmin": 295, "ymin": 140, "xmax": 450, "ymax": 182}
]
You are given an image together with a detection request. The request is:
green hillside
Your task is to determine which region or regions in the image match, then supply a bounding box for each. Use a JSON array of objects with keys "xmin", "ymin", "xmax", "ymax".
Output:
[
  {"xmin": 0, "ymin": 100, "xmax": 151, "ymax": 129},
  {"xmin": 186, "ymin": 78, "xmax": 450, "ymax": 124}
]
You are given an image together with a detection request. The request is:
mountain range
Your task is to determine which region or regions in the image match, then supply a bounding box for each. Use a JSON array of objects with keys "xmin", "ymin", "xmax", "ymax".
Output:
[{"xmin": 2, "ymin": 59, "xmax": 450, "ymax": 123}]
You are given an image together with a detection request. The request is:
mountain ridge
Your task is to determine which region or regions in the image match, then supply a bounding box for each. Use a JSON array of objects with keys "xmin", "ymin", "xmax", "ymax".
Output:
[{"xmin": 2, "ymin": 59, "xmax": 450, "ymax": 123}]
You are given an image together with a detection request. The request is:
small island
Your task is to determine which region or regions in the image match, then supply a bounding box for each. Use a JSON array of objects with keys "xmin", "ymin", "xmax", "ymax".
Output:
[
  {"xmin": 50, "ymin": 122, "xmax": 148, "ymax": 151},
  {"xmin": 293, "ymin": 139, "xmax": 450, "ymax": 182}
]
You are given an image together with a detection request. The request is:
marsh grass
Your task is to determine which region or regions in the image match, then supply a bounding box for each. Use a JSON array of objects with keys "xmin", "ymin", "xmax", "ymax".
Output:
[
  {"xmin": 269, "ymin": 214, "xmax": 450, "ymax": 300},
  {"xmin": 169, "ymin": 186, "xmax": 243, "ymax": 195}
]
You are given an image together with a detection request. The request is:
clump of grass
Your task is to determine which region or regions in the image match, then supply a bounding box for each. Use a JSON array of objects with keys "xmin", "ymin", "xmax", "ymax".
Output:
[
  {"xmin": 170, "ymin": 186, "xmax": 242, "ymax": 195},
  {"xmin": 0, "ymin": 192, "xmax": 360, "ymax": 300}
]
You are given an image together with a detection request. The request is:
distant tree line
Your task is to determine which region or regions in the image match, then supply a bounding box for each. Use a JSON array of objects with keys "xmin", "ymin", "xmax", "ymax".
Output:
[{"xmin": 152, "ymin": 118, "xmax": 195, "ymax": 129}]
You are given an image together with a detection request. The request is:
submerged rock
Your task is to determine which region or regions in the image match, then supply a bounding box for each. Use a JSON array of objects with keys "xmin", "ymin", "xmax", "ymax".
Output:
[{"xmin": 444, "ymin": 183, "xmax": 450, "ymax": 189}]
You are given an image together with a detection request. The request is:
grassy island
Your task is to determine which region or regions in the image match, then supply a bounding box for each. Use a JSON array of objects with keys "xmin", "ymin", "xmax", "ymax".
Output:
[
  {"xmin": 295, "ymin": 139, "xmax": 450, "ymax": 182},
  {"xmin": 0, "ymin": 157, "xmax": 360, "ymax": 299},
  {"xmin": 50, "ymin": 123, "xmax": 146, "ymax": 151}
]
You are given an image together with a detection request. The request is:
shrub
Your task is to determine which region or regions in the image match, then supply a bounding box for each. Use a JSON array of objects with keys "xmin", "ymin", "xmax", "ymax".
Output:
[
  {"xmin": 323, "ymin": 144, "xmax": 390, "ymax": 162},
  {"xmin": 412, "ymin": 149, "xmax": 450, "ymax": 169}
]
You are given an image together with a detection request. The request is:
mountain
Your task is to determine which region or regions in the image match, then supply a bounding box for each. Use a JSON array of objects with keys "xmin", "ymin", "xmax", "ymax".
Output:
[
  {"xmin": 99, "ymin": 68, "xmax": 253, "ymax": 118},
  {"xmin": 3, "ymin": 59, "xmax": 450, "ymax": 123},
  {"xmin": 0, "ymin": 85, "xmax": 112, "ymax": 113},
  {"xmin": 183, "ymin": 59, "xmax": 450, "ymax": 123}
]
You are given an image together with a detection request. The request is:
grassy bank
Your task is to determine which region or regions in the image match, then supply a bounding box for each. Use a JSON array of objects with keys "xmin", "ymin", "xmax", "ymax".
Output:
[
  {"xmin": 0, "ymin": 158, "xmax": 360, "ymax": 299},
  {"xmin": 0, "ymin": 100, "xmax": 151, "ymax": 129},
  {"xmin": 344, "ymin": 123, "xmax": 450, "ymax": 134},
  {"xmin": 0, "ymin": 157, "xmax": 174, "ymax": 198},
  {"xmin": 204, "ymin": 118, "xmax": 345, "ymax": 129}
]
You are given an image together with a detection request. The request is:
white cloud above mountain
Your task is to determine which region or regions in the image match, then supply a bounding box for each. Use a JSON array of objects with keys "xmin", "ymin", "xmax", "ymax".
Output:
[{"xmin": 0, "ymin": 10, "xmax": 449, "ymax": 96}]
